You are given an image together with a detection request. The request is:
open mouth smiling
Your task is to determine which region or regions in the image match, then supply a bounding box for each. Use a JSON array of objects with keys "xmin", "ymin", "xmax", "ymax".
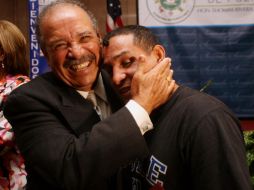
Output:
[{"xmin": 69, "ymin": 61, "xmax": 91, "ymax": 71}]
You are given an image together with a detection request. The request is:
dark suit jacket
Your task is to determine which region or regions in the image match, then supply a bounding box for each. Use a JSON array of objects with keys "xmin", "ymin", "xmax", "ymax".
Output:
[{"xmin": 3, "ymin": 71, "xmax": 149, "ymax": 190}]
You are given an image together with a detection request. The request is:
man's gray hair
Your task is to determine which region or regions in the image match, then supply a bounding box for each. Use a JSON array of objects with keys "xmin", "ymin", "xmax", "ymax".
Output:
[{"xmin": 36, "ymin": 0, "xmax": 98, "ymax": 52}]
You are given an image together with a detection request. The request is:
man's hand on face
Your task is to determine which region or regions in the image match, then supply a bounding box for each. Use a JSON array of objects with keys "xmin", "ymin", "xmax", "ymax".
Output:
[{"xmin": 131, "ymin": 56, "xmax": 175, "ymax": 114}]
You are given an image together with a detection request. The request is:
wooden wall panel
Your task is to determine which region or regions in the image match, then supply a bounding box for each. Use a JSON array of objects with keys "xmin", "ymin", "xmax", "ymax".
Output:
[
  {"xmin": 0, "ymin": 0, "xmax": 28, "ymax": 38},
  {"xmin": 121, "ymin": 0, "xmax": 137, "ymax": 26},
  {"xmin": 82, "ymin": 0, "xmax": 107, "ymax": 35},
  {"xmin": 15, "ymin": 0, "xmax": 29, "ymax": 41},
  {"xmin": 0, "ymin": 0, "xmax": 15, "ymax": 22}
]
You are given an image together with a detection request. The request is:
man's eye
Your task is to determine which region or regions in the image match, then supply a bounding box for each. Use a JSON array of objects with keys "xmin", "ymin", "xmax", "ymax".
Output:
[
  {"xmin": 122, "ymin": 57, "xmax": 136, "ymax": 68},
  {"xmin": 80, "ymin": 35, "xmax": 91, "ymax": 43},
  {"xmin": 53, "ymin": 43, "xmax": 68, "ymax": 50},
  {"xmin": 122, "ymin": 61, "xmax": 132, "ymax": 68}
]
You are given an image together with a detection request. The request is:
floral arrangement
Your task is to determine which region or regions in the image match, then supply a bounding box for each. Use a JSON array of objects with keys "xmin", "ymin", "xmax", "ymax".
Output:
[{"xmin": 244, "ymin": 131, "xmax": 254, "ymax": 187}]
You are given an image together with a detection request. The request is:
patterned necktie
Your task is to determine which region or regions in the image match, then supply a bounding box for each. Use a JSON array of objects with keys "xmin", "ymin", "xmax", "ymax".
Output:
[
  {"xmin": 87, "ymin": 91, "xmax": 97, "ymax": 107},
  {"xmin": 87, "ymin": 91, "xmax": 102, "ymax": 119}
]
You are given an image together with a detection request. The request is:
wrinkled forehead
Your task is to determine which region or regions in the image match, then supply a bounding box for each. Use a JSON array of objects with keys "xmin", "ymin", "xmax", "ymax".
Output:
[
  {"xmin": 41, "ymin": 4, "xmax": 97, "ymax": 40},
  {"xmin": 41, "ymin": 4, "xmax": 94, "ymax": 32}
]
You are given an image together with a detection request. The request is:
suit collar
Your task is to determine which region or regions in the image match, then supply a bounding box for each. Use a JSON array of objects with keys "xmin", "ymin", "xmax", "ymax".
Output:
[
  {"xmin": 76, "ymin": 73, "xmax": 108, "ymax": 103},
  {"xmin": 94, "ymin": 73, "xmax": 108, "ymax": 103}
]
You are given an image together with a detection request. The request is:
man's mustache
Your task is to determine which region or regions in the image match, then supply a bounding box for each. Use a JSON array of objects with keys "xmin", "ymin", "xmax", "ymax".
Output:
[{"xmin": 63, "ymin": 54, "xmax": 96, "ymax": 68}]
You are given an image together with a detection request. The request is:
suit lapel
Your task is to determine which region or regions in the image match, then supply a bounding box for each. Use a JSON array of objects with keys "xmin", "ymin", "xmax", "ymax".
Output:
[
  {"xmin": 43, "ymin": 71, "xmax": 121, "ymax": 137},
  {"xmin": 45, "ymin": 73, "xmax": 101, "ymax": 136},
  {"xmin": 59, "ymin": 104, "xmax": 100, "ymax": 136}
]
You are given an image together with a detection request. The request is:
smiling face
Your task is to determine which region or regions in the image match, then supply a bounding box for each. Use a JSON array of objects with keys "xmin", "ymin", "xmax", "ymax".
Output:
[
  {"xmin": 103, "ymin": 34, "xmax": 162, "ymax": 102},
  {"xmin": 40, "ymin": 4, "xmax": 101, "ymax": 91}
]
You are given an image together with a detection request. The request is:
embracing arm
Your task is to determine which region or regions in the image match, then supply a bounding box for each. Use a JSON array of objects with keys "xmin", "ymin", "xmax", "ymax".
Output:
[
  {"xmin": 3, "ymin": 92, "xmax": 148, "ymax": 189},
  {"xmin": 3, "ymin": 57, "xmax": 174, "ymax": 189}
]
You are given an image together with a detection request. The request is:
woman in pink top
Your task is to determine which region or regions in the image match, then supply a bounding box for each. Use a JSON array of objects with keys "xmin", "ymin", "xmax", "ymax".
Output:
[{"xmin": 0, "ymin": 20, "xmax": 30, "ymax": 190}]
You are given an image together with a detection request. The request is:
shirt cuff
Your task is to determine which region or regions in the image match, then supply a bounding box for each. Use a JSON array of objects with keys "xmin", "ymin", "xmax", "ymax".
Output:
[{"xmin": 125, "ymin": 100, "xmax": 153, "ymax": 135}]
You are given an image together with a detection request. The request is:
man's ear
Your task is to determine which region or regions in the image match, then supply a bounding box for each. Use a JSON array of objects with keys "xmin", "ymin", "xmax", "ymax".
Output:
[{"xmin": 152, "ymin": 44, "xmax": 166, "ymax": 62}]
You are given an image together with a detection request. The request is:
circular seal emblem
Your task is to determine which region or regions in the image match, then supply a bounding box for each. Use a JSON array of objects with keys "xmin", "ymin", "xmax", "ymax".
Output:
[{"xmin": 147, "ymin": 0, "xmax": 195, "ymax": 24}]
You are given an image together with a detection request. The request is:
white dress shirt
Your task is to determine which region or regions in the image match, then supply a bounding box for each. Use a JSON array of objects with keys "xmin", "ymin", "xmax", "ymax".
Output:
[{"xmin": 77, "ymin": 73, "xmax": 153, "ymax": 135}]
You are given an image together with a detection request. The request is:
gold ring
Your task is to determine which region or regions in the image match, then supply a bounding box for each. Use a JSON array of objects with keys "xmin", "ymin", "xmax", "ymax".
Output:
[{"xmin": 166, "ymin": 76, "xmax": 171, "ymax": 82}]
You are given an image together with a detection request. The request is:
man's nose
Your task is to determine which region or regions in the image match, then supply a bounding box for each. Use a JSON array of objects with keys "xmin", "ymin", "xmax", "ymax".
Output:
[
  {"xmin": 67, "ymin": 43, "xmax": 83, "ymax": 59},
  {"xmin": 112, "ymin": 68, "xmax": 126, "ymax": 86}
]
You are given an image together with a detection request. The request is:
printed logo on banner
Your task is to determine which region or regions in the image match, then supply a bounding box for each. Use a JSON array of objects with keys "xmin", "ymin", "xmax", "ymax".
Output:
[{"xmin": 147, "ymin": 0, "xmax": 195, "ymax": 24}]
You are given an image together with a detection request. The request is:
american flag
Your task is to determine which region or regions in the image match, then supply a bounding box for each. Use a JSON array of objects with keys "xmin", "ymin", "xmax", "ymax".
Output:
[{"xmin": 106, "ymin": 0, "xmax": 124, "ymax": 32}]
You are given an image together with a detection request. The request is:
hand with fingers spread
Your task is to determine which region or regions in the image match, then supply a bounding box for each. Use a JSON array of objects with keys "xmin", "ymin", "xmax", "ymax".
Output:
[{"xmin": 131, "ymin": 56, "xmax": 175, "ymax": 114}]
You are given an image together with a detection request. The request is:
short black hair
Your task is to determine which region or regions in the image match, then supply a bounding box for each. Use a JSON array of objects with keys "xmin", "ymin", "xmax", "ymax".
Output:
[{"xmin": 103, "ymin": 25, "xmax": 159, "ymax": 53}]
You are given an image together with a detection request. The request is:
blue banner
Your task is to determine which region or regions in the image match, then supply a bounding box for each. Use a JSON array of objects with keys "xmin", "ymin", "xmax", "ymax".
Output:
[
  {"xmin": 29, "ymin": 0, "xmax": 51, "ymax": 79},
  {"xmin": 138, "ymin": 0, "xmax": 254, "ymax": 118}
]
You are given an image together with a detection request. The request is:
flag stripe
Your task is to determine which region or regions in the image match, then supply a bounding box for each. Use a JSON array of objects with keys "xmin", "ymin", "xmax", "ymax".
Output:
[{"xmin": 106, "ymin": 0, "xmax": 124, "ymax": 32}]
